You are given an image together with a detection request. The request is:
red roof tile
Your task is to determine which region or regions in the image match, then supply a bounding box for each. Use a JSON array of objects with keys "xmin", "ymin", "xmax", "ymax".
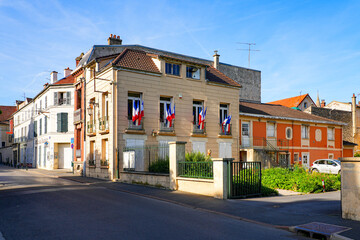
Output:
[
  {"xmin": 206, "ymin": 66, "xmax": 241, "ymax": 87},
  {"xmin": 112, "ymin": 49, "xmax": 160, "ymax": 73},
  {"xmin": 0, "ymin": 105, "xmax": 17, "ymax": 123},
  {"xmin": 267, "ymin": 94, "xmax": 313, "ymax": 108},
  {"xmin": 54, "ymin": 74, "xmax": 75, "ymax": 85}
]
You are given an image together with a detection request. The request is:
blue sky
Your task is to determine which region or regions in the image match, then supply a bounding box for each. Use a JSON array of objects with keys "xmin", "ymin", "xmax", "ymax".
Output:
[{"xmin": 1, "ymin": 0, "xmax": 359, "ymax": 106}]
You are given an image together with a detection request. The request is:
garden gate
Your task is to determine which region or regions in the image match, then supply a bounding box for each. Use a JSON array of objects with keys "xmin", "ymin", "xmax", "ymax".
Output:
[{"xmin": 228, "ymin": 161, "xmax": 261, "ymax": 198}]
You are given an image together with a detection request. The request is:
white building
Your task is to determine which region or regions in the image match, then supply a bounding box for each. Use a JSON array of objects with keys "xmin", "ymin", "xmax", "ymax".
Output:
[{"xmin": 13, "ymin": 69, "xmax": 75, "ymax": 169}]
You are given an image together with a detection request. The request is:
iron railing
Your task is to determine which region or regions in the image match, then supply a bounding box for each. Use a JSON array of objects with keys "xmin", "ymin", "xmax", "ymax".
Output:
[
  {"xmin": 100, "ymin": 159, "xmax": 109, "ymax": 166},
  {"xmin": 99, "ymin": 116, "xmax": 109, "ymax": 131},
  {"xmin": 87, "ymin": 120, "xmax": 96, "ymax": 134},
  {"xmin": 159, "ymin": 120, "xmax": 174, "ymax": 132},
  {"xmin": 240, "ymin": 136, "xmax": 289, "ymax": 151},
  {"xmin": 219, "ymin": 123, "xmax": 232, "ymax": 135},
  {"xmin": 89, "ymin": 159, "xmax": 95, "ymax": 166},
  {"xmin": 193, "ymin": 122, "xmax": 206, "ymax": 134},
  {"xmin": 127, "ymin": 119, "xmax": 144, "ymax": 130},
  {"xmin": 229, "ymin": 161, "xmax": 261, "ymax": 198},
  {"xmin": 178, "ymin": 161, "xmax": 213, "ymax": 179}
]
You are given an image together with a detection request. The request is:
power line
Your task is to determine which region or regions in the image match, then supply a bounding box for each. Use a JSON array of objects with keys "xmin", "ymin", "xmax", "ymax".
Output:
[{"xmin": 237, "ymin": 42, "xmax": 260, "ymax": 68}]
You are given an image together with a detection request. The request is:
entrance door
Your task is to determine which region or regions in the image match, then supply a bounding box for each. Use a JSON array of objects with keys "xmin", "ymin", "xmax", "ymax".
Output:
[
  {"xmin": 241, "ymin": 122, "xmax": 250, "ymax": 147},
  {"xmin": 58, "ymin": 143, "xmax": 72, "ymax": 169},
  {"xmin": 302, "ymin": 153, "xmax": 310, "ymax": 169}
]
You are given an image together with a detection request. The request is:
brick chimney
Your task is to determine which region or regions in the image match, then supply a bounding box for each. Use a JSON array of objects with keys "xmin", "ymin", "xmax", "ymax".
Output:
[
  {"xmin": 213, "ymin": 50, "xmax": 220, "ymax": 69},
  {"xmin": 64, "ymin": 67, "xmax": 72, "ymax": 77},
  {"xmin": 75, "ymin": 52, "xmax": 84, "ymax": 67},
  {"xmin": 320, "ymin": 99, "xmax": 326, "ymax": 107},
  {"xmin": 108, "ymin": 34, "xmax": 122, "ymax": 45},
  {"xmin": 50, "ymin": 71, "xmax": 58, "ymax": 84}
]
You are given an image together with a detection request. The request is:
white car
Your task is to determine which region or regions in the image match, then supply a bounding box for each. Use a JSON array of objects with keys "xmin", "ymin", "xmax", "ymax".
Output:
[{"xmin": 311, "ymin": 159, "xmax": 341, "ymax": 174}]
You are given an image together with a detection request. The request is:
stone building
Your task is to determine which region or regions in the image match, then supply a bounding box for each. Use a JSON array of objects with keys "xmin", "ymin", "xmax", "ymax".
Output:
[{"xmin": 0, "ymin": 105, "xmax": 17, "ymax": 164}]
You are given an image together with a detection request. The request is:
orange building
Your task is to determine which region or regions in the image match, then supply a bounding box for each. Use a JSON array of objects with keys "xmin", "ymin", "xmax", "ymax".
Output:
[{"xmin": 239, "ymin": 101, "xmax": 347, "ymax": 169}]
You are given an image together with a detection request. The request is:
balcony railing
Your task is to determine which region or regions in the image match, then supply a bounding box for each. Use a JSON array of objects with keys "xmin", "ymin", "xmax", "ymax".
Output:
[
  {"xmin": 219, "ymin": 123, "xmax": 232, "ymax": 135},
  {"xmin": 193, "ymin": 122, "xmax": 206, "ymax": 134},
  {"xmin": 240, "ymin": 136, "xmax": 289, "ymax": 151},
  {"xmin": 56, "ymin": 98, "xmax": 70, "ymax": 106},
  {"xmin": 100, "ymin": 159, "xmax": 109, "ymax": 167},
  {"xmin": 87, "ymin": 120, "xmax": 96, "ymax": 134},
  {"xmin": 127, "ymin": 119, "xmax": 144, "ymax": 131},
  {"xmin": 99, "ymin": 116, "xmax": 109, "ymax": 131},
  {"xmin": 159, "ymin": 120, "xmax": 174, "ymax": 132},
  {"xmin": 74, "ymin": 109, "xmax": 82, "ymax": 124},
  {"xmin": 89, "ymin": 159, "xmax": 95, "ymax": 166}
]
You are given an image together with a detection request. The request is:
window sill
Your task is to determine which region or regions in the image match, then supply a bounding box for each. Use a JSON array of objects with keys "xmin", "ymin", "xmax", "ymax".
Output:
[
  {"xmin": 190, "ymin": 133, "xmax": 207, "ymax": 138},
  {"xmin": 218, "ymin": 135, "xmax": 232, "ymax": 139},
  {"xmin": 158, "ymin": 131, "xmax": 176, "ymax": 136},
  {"xmin": 87, "ymin": 132, "xmax": 96, "ymax": 137},
  {"xmin": 164, "ymin": 74, "xmax": 182, "ymax": 79},
  {"xmin": 100, "ymin": 165, "xmax": 109, "ymax": 169},
  {"xmin": 88, "ymin": 165, "xmax": 96, "ymax": 168},
  {"xmin": 99, "ymin": 129, "xmax": 109, "ymax": 135},
  {"xmin": 124, "ymin": 129, "xmax": 146, "ymax": 135}
]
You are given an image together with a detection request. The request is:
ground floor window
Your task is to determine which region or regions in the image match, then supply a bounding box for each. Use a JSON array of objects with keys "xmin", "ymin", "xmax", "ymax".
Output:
[
  {"xmin": 219, "ymin": 142, "xmax": 231, "ymax": 158},
  {"xmin": 192, "ymin": 141, "xmax": 206, "ymax": 155}
]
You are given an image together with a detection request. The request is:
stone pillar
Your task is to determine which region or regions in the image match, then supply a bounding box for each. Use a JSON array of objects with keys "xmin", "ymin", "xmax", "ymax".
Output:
[
  {"xmin": 213, "ymin": 158, "xmax": 233, "ymax": 199},
  {"xmin": 169, "ymin": 141, "xmax": 186, "ymax": 190},
  {"xmin": 340, "ymin": 157, "xmax": 360, "ymax": 221}
]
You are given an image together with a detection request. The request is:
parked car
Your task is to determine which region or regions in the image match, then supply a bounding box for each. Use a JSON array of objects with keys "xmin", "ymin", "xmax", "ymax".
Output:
[{"xmin": 311, "ymin": 159, "xmax": 341, "ymax": 174}]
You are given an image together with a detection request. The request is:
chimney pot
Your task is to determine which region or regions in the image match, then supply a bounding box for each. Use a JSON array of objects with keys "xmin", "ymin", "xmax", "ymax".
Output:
[
  {"xmin": 213, "ymin": 50, "xmax": 220, "ymax": 69},
  {"xmin": 110, "ymin": 34, "xmax": 113, "ymax": 37},
  {"xmin": 107, "ymin": 34, "xmax": 122, "ymax": 45},
  {"xmin": 50, "ymin": 71, "xmax": 58, "ymax": 84},
  {"xmin": 64, "ymin": 68, "xmax": 72, "ymax": 77},
  {"xmin": 320, "ymin": 99, "xmax": 326, "ymax": 108}
]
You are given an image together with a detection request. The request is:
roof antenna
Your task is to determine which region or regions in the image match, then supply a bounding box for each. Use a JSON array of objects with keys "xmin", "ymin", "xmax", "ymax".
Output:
[
  {"xmin": 237, "ymin": 42, "xmax": 260, "ymax": 68},
  {"xmin": 23, "ymin": 92, "xmax": 26, "ymax": 101}
]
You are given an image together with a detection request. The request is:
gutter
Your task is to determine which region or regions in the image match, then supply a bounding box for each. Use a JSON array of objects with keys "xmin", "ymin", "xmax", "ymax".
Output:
[{"xmin": 239, "ymin": 112, "xmax": 347, "ymax": 126}]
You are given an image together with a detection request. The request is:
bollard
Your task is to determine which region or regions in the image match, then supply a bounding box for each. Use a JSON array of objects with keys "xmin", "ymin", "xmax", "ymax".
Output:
[{"xmin": 322, "ymin": 179, "xmax": 325, "ymax": 192}]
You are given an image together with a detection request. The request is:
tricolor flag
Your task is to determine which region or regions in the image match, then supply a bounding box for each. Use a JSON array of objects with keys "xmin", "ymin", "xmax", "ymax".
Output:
[
  {"xmin": 198, "ymin": 107, "xmax": 207, "ymax": 130},
  {"xmin": 222, "ymin": 115, "xmax": 231, "ymax": 134},
  {"xmin": 138, "ymin": 101, "xmax": 144, "ymax": 125},
  {"xmin": 166, "ymin": 104, "xmax": 173, "ymax": 127},
  {"xmin": 132, "ymin": 101, "xmax": 139, "ymax": 125}
]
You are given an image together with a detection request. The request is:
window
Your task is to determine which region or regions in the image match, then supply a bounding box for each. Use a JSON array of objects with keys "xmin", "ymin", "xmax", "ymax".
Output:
[
  {"xmin": 54, "ymin": 92, "xmax": 71, "ymax": 105},
  {"xmin": 102, "ymin": 139, "xmax": 108, "ymax": 161},
  {"xmin": 76, "ymin": 90, "xmax": 82, "ymax": 109},
  {"xmin": 193, "ymin": 101, "xmax": 203, "ymax": 124},
  {"xmin": 219, "ymin": 104, "xmax": 229, "ymax": 123},
  {"xmin": 34, "ymin": 120, "xmax": 37, "ymax": 137},
  {"xmin": 102, "ymin": 93, "xmax": 109, "ymax": 118},
  {"xmin": 165, "ymin": 62, "xmax": 180, "ymax": 76},
  {"xmin": 186, "ymin": 66, "xmax": 200, "ymax": 79},
  {"xmin": 304, "ymin": 102, "xmax": 307, "ymax": 109},
  {"xmin": 301, "ymin": 125, "xmax": 309, "ymax": 139},
  {"xmin": 45, "ymin": 96, "xmax": 47, "ymax": 109},
  {"xmin": 44, "ymin": 116, "xmax": 47, "ymax": 134},
  {"xmin": 294, "ymin": 153, "xmax": 299, "ymax": 163},
  {"xmin": 40, "ymin": 100, "xmax": 42, "ymax": 110},
  {"xmin": 286, "ymin": 127, "xmax": 292, "ymax": 139},
  {"xmin": 39, "ymin": 118, "xmax": 42, "ymax": 135},
  {"xmin": 128, "ymin": 93, "xmax": 141, "ymax": 120},
  {"xmin": 90, "ymin": 141, "xmax": 95, "ymax": 161},
  {"xmin": 160, "ymin": 97, "xmax": 172, "ymax": 123},
  {"xmin": 267, "ymin": 122, "xmax": 276, "ymax": 137},
  {"xmin": 2, "ymin": 142, "xmax": 5, "ymax": 147},
  {"xmin": 57, "ymin": 112, "xmax": 68, "ymax": 132},
  {"xmin": 327, "ymin": 127, "xmax": 334, "ymax": 141}
]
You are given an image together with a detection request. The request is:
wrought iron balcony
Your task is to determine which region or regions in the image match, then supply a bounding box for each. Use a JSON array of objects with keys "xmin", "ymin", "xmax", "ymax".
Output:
[
  {"xmin": 193, "ymin": 121, "xmax": 206, "ymax": 134},
  {"xmin": 88, "ymin": 159, "xmax": 95, "ymax": 167},
  {"xmin": 99, "ymin": 116, "xmax": 109, "ymax": 132},
  {"xmin": 219, "ymin": 123, "xmax": 232, "ymax": 135},
  {"xmin": 127, "ymin": 119, "xmax": 144, "ymax": 131},
  {"xmin": 87, "ymin": 120, "xmax": 96, "ymax": 134},
  {"xmin": 159, "ymin": 120, "xmax": 174, "ymax": 132},
  {"xmin": 100, "ymin": 159, "xmax": 109, "ymax": 167},
  {"xmin": 240, "ymin": 136, "xmax": 289, "ymax": 151}
]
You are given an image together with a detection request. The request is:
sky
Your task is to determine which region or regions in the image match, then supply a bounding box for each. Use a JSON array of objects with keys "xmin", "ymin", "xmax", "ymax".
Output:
[{"xmin": 0, "ymin": 0, "xmax": 360, "ymax": 106}]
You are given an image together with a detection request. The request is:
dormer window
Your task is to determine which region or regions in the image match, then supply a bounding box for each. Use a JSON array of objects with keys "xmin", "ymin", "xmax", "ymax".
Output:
[
  {"xmin": 165, "ymin": 62, "xmax": 180, "ymax": 76},
  {"xmin": 186, "ymin": 66, "xmax": 200, "ymax": 79}
]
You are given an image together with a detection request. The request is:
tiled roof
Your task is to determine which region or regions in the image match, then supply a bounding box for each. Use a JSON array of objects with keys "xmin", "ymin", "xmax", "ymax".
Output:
[
  {"xmin": 54, "ymin": 74, "xmax": 75, "ymax": 85},
  {"xmin": 239, "ymin": 101, "xmax": 344, "ymax": 125},
  {"xmin": 112, "ymin": 48, "xmax": 160, "ymax": 73},
  {"xmin": 267, "ymin": 94, "xmax": 311, "ymax": 108},
  {"xmin": 206, "ymin": 66, "xmax": 241, "ymax": 87},
  {"xmin": 0, "ymin": 105, "xmax": 17, "ymax": 123}
]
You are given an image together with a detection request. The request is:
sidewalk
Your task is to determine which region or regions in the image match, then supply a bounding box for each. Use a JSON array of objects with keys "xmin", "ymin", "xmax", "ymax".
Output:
[{"xmin": 24, "ymin": 168, "xmax": 360, "ymax": 239}]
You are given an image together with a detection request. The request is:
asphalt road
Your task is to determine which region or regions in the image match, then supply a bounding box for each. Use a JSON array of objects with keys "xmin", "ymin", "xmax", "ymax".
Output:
[{"xmin": 0, "ymin": 166, "xmax": 305, "ymax": 240}]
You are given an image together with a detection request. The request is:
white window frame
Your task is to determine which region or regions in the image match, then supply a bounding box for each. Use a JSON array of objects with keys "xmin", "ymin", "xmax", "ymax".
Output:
[
  {"xmin": 219, "ymin": 104, "xmax": 229, "ymax": 123},
  {"xmin": 193, "ymin": 101, "xmax": 203, "ymax": 124},
  {"xmin": 267, "ymin": 122, "xmax": 276, "ymax": 138},
  {"xmin": 160, "ymin": 97, "xmax": 172, "ymax": 123},
  {"xmin": 327, "ymin": 127, "xmax": 335, "ymax": 141},
  {"xmin": 301, "ymin": 125, "xmax": 309, "ymax": 139}
]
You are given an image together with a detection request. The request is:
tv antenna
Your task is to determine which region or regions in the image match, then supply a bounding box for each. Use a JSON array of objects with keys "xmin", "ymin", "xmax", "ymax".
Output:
[{"xmin": 237, "ymin": 42, "xmax": 260, "ymax": 68}]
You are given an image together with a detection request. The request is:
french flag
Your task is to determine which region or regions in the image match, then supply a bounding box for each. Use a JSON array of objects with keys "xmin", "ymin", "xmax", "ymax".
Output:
[
  {"xmin": 166, "ymin": 104, "xmax": 173, "ymax": 127},
  {"xmin": 132, "ymin": 101, "xmax": 139, "ymax": 125},
  {"xmin": 199, "ymin": 107, "xmax": 207, "ymax": 130},
  {"xmin": 222, "ymin": 115, "xmax": 231, "ymax": 134},
  {"xmin": 138, "ymin": 101, "xmax": 144, "ymax": 125}
]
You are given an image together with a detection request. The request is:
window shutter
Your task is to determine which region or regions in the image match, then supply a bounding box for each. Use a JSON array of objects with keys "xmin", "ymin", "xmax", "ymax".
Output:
[
  {"xmin": 34, "ymin": 121, "xmax": 37, "ymax": 137},
  {"xmin": 44, "ymin": 117, "xmax": 47, "ymax": 134},
  {"xmin": 57, "ymin": 113, "xmax": 61, "ymax": 132},
  {"xmin": 54, "ymin": 92, "xmax": 58, "ymax": 106},
  {"xmin": 61, "ymin": 113, "xmax": 68, "ymax": 132},
  {"xmin": 39, "ymin": 118, "xmax": 42, "ymax": 135},
  {"xmin": 66, "ymin": 92, "xmax": 71, "ymax": 105}
]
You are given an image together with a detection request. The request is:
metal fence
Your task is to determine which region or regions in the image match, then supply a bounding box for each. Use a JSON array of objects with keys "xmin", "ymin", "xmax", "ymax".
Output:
[
  {"xmin": 122, "ymin": 143, "xmax": 169, "ymax": 173},
  {"xmin": 229, "ymin": 161, "xmax": 261, "ymax": 198},
  {"xmin": 178, "ymin": 161, "xmax": 213, "ymax": 179}
]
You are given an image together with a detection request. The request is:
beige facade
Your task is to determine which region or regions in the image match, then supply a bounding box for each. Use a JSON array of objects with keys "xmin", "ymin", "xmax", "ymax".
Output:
[{"xmin": 85, "ymin": 54, "xmax": 240, "ymax": 180}]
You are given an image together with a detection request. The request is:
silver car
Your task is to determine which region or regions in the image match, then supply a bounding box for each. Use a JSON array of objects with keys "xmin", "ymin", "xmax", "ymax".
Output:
[{"xmin": 311, "ymin": 159, "xmax": 341, "ymax": 174}]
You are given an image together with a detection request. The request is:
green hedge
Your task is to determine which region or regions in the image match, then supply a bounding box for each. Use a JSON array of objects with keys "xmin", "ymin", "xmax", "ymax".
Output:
[
  {"xmin": 262, "ymin": 165, "xmax": 341, "ymax": 193},
  {"xmin": 149, "ymin": 157, "xmax": 169, "ymax": 174}
]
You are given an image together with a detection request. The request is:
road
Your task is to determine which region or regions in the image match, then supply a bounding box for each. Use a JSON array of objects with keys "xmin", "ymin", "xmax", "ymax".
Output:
[{"xmin": 0, "ymin": 166, "xmax": 305, "ymax": 240}]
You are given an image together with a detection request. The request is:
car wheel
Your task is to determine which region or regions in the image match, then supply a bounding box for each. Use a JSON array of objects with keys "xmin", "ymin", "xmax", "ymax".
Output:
[{"xmin": 312, "ymin": 168, "xmax": 319, "ymax": 173}]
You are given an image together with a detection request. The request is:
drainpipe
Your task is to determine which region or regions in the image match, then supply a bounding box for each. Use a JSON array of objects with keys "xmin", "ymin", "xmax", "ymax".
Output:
[
  {"xmin": 113, "ymin": 69, "xmax": 118, "ymax": 179},
  {"xmin": 352, "ymin": 93, "xmax": 356, "ymax": 140}
]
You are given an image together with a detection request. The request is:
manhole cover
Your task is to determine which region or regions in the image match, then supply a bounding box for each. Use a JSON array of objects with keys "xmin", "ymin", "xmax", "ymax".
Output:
[{"xmin": 294, "ymin": 222, "xmax": 351, "ymax": 238}]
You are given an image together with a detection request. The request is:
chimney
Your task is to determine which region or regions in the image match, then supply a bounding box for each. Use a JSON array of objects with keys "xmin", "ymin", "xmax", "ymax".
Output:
[
  {"xmin": 320, "ymin": 99, "xmax": 326, "ymax": 108},
  {"xmin": 213, "ymin": 50, "xmax": 220, "ymax": 69},
  {"xmin": 107, "ymin": 34, "xmax": 122, "ymax": 45},
  {"xmin": 352, "ymin": 93, "xmax": 356, "ymax": 138},
  {"xmin": 50, "ymin": 71, "xmax": 58, "ymax": 84},
  {"xmin": 64, "ymin": 67, "xmax": 72, "ymax": 77},
  {"xmin": 75, "ymin": 52, "xmax": 84, "ymax": 67}
]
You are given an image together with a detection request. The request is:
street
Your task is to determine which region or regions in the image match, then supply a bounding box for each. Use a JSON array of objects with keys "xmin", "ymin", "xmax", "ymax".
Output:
[{"xmin": 0, "ymin": 166, "xmax": 304, "ymax": 240}]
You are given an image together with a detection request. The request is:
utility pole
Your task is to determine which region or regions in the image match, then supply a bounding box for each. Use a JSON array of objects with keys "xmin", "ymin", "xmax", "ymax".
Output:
[{"xmin": 237, "ymin": 42, "xmax": 260, "ymax": 68}]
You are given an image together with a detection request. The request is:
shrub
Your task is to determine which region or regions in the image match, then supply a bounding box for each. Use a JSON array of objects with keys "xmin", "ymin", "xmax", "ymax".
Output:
[
  {"xmin": 354, "ymin": 152, "xmax": 360, "ymax": 157},
  {"xmin": 185, "ymin": 151, "xmax": 211, "ymax": 162},
  {"xmin": 262, "ymin": 167, "xmax": 341, "ymax": 193},
  {"xmin": 149, "ymin": 157, "xmax": 169, "ymax": 174}
]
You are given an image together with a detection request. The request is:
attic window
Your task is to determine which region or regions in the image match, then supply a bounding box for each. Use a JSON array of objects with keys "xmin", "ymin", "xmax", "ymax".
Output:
[
  {"xmin": 165, "ymin": 62, "xmax": 180, "ymax": 76},
  {"xmin": 186, "ymin": 66, "xmax": 200, "ymax": 79}
]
